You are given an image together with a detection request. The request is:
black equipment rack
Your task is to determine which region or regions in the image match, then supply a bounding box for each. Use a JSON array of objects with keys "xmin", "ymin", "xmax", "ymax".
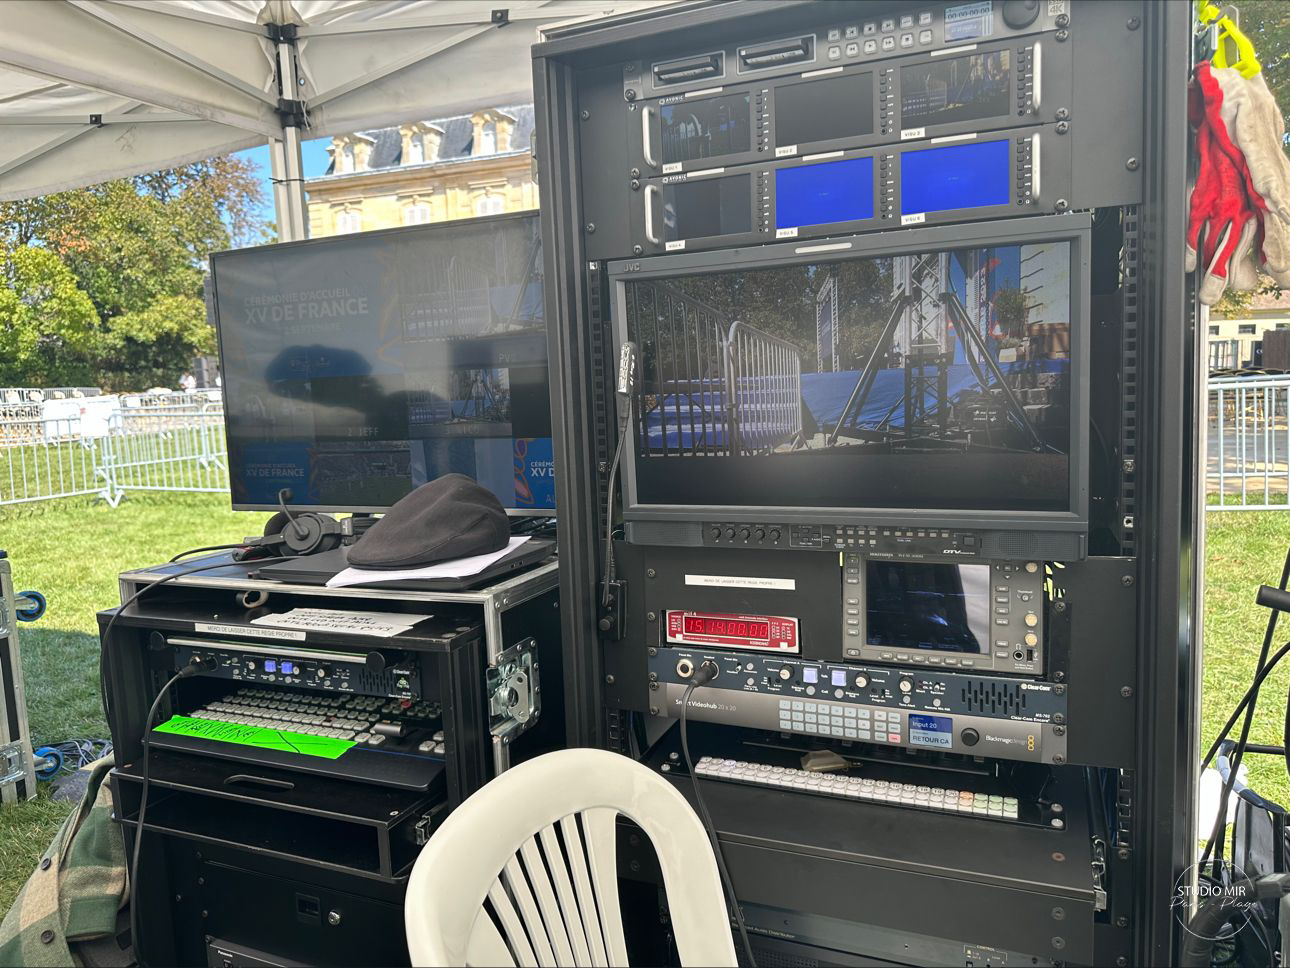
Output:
[
  {"xmin": 100, "ymin": 555, "xmax": 561, "ymax": 966},
  {"xmin": 533, "ymin": 1, "xmax": 1197, "ymax": 965}
]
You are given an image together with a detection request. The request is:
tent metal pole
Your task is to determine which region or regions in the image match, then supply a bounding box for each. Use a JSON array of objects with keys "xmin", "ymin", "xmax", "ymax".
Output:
[{"xmin": 271, "ymin": 26, "xmax": 308, "ymax": 242}]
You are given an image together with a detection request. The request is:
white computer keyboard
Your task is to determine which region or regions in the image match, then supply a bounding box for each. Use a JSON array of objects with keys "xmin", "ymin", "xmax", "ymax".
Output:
[{"xmin": 693, "ymin": 756, "xmax": 1020, "ymax": 819}]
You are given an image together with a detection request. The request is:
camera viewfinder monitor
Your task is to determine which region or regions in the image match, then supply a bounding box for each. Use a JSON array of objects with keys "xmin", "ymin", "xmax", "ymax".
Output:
[
  {"xmin": 210, "ymin": 211, "xmax": 554, "ymax": 514},
  {"xmin": 609, "ymin": 214, "xmax": 1089, "ymax": 534}
]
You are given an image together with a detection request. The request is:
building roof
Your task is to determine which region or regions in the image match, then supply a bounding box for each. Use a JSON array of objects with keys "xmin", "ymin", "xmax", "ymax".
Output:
[{"xmin": 315, "ymin": 104, "xmax": 534, "ymax": 178}]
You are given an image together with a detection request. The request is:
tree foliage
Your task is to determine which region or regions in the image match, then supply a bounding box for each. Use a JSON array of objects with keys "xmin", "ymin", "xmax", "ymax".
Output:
[
  {"xmin": 0, "ymin": 247, "xmax": 99, "ymax": 387},
  {"xmin": 0, "ymin": 155, "xmax": 267, "ymax": 390}
]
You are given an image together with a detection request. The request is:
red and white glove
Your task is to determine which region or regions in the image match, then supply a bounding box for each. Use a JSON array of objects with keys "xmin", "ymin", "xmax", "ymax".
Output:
[
  {"xmin": 1192, "ymin": 62, "xmax": 1290, "ymax": 294},
  {"xmin": 1187, "ymin": 71, "xmax": 1263, "ymax": 305}
]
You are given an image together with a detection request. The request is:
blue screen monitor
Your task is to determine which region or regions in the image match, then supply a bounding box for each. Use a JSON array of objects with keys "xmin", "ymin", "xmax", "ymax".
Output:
[
  {"xmin": 776, "ymin": 156, "xmax": 875, "ymax": 230},
  {"xmin": 900, "ymin": 139, "xmax": 1011, "ymax": 215}
]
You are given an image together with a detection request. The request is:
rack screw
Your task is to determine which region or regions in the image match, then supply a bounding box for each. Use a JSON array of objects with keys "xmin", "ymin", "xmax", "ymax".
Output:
[
  {"xmin": 1054, "ymin": 600, "xmax": 1066, "ymax": 613},
  {"xmin": 1056, "ymin": 108, "xmax": 1070, "ymax": 121},
  {"xmin": 647, "ymin": 568, "xmax": 656, "ymax": 578},
  {"xmin": 648, "ymin": 647, "xmax": 658, "ymax": 657},
  {"xmin": 633, "ymin": 245, "xmax": 644, "ymax": 256},
  {"xmin": 1121, "ymin": 686, "xmax": 1134, "ymax": 698},
  {"xmin": 1052, "ymin": 937, "xmax": 1066, "ymax": 950},
  {"xmin": 328, "ymin": 911, "xmax": 342, "ymax": 926},
  {"xmin": 1118, "ymin": 848, "xmax": 1131, "ymax": 861},
  {"xmin": 1056, "ymin": 121, "xmax": 1069, "ymax": 135},
  {"xmin": 1126, "ymin": 157, "xmax": 1139, "ymax": 171},
  {"xmin": 625, "ymin": 89, "xmax": 636, "ymax": 101},
  {"xmin": 1127, "ymin": 16, "xmax": 1140, "ymax": 29},
  {"xmin": 1121, "ymin": 575, "xmax": 1134, "ymax": 587},
  {"xmin": 647, "ymin": 611, "xmax": 657, "ymax": 621},
  {"xmin": 1052, "ymin": 907, "xmax": 1065, "ymax": 921},
  {"xmin": 586, "ymin": 223, "xmax": 596, "ymax": 233},
  {"xmin": 649, "ymin": 706, "xmax": 659, "ymax": 715},
  {"xmin": 1116, "ymin": 916, "xmax": 1129, "ymax": 928},
  {"xmin": 605, "ymin": 674, "xmax": 615, "ymax": 684},
  {"xmin": 580, "ymin": 109, "xmax": 590, "ymax": 121},
  {"xmin": 1053, "ymin": 754, "xmax": 1065, "ymax": 764}
]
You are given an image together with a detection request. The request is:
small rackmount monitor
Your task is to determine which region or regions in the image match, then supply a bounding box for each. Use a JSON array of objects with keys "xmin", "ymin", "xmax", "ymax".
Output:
[{"xmin": 609, "ymin": 214, "xmax": 1089, "ymax": 534}]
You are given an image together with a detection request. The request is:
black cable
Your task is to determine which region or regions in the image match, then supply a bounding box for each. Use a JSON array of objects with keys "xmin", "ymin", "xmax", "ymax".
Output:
[
  {"xmin": 679, "ymin": 663, "xmax": 757, "ymax": 968},
  {"xmin": 601, "ymin": 397, "xmax": 631, "ymax": 609},
  {"xmin": 99, "ymin": 556, "xmax": 290, "ymax": 735},
  {"xmin": 1202, "ymin": 548, "xmax": 1290, "ymax": 868},
  {"xmin": 1202, "ymin": 637, "xmax": 1290, "ymax": 772},
  {"xmin": 128, "ymin": 657, "xmax": 213, "ymax": 963},
  {"xmin": 168, "ymin": 543, "xmax": 246, "ymax": 562}
]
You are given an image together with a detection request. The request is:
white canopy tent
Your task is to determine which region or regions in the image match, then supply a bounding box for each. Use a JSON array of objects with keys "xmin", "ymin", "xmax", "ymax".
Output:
[{"xmin": 0, "ymin": 0, "xmax": 662, "ymax": 239}]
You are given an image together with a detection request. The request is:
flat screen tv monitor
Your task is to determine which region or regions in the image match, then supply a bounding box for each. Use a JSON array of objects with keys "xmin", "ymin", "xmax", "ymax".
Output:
[
  {"xmin": 609, "ymin": 214, "xmax": 1089, "ymax": 533},
  {"xmin": 210, "ymin": 211, "xmax": 554, "ymax": 514}
]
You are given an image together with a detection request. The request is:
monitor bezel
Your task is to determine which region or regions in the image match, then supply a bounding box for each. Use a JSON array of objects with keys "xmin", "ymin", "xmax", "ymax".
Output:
[
  {"xmin": 209, "ymin": 209, "xmax": 554, "ymax": 517},
  {"xmin": 607, "ymin": 213, "xmax": 1091, "ymax": 534}
]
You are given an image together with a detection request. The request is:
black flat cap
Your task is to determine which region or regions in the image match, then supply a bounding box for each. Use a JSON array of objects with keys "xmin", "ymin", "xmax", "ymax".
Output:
[{"xmin": 347, "ymin": 474, "xmax": 509, "ymax": 569}]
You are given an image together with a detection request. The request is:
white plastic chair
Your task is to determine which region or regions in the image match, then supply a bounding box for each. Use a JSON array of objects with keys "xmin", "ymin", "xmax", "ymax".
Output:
[{"xmin": 404, "ymin": 748, "xmax": 739, "ymax": 967}]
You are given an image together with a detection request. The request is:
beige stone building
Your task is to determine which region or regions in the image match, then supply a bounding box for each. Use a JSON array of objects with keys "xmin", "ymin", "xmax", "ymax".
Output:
[
  {"xmin": 1209, "ymin": 290, "xmax": 1290, "ymax": 369},
  {"xmin": 305, "ymin": 106, "xmax": 537, "ymax": 237}
]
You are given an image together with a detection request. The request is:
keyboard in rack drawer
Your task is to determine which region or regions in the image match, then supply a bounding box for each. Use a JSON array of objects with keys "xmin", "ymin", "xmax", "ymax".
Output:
[
  {"xmin": 148, "ymin": 686, "xmax": 446, "ymax": 792},
  {"xmin": 694, "ymin": 756, "xmax": 1023, "ymax": 822}
]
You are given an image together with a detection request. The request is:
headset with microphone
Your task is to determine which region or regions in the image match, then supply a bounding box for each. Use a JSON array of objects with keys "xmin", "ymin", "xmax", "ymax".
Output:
[{"xmin": 233, "ymin": 488, "xmax": 344, "ymax": 560}]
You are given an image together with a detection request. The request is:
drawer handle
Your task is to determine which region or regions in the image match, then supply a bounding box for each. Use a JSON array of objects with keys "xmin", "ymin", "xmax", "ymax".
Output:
[{"xmin": 224, "ymin": 774, "xmax": 294, "ymax": 792}]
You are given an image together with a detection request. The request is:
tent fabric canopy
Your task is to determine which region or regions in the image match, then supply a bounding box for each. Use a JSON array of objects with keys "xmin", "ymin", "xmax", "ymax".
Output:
[{"xmin": 0, "ymin": 0, "xmax": 660, "ymax": 210}]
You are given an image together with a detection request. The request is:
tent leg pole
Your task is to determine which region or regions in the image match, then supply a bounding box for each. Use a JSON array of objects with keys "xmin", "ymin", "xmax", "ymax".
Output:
[{"xmin": 271, "ymin": 29, "xmax": 307, "ymax": 242}]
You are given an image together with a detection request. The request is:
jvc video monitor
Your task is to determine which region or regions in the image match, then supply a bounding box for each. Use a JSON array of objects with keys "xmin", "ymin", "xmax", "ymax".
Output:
[
  {"xmin": 211, "ymin": 212, "xmax": 554, "ymax": 513},
  {"xmin": 610, "ymin": 217, "xmax": 1087, "ymax": 529}
]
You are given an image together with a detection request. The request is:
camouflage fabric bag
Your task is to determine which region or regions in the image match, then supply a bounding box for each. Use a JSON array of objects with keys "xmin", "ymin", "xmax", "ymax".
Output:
[{"xmin": 0, "ymin": 760, "xmax": 128, "ymax": 967}]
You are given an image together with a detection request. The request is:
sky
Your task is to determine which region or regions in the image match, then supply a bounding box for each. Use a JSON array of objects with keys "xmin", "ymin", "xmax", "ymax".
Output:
[{"xmin": 234, "ymin": 136, "xmax": 334, "ymax": 226}]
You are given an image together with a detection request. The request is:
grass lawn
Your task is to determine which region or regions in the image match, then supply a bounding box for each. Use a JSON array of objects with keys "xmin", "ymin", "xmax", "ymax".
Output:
[
  {"xmin": 1203, "ymin": 511, "xmax": 1290, "ymax": 809},
  {"xmin": 0, "ymin": 497, "xmax": 1288, "ymax": 920}
]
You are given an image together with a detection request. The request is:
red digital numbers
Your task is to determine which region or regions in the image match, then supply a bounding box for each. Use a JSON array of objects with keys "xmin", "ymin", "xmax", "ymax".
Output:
[{"xmin": 683, "ymin": 615, "xmax": 770, "ymax": 640}]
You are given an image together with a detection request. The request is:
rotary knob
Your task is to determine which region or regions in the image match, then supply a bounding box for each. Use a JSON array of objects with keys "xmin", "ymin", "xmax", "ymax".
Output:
[
  {"xmin": 708, "ymin": 526, "xmax": 721, "ymax": 541},
  {"xmin": 898, "ymin": 677, "xmax": 913, "ymax": 693},
  {"xmin": 1001, "ymin": 0, "xmax": 1040, "ymax": 29},
  {"xmin": 1024, "ymin": 612, "xmax": 1039, "ymax": 628},
  {"xmin": 854, "ymin": 673, "xmax": 869, "ymax": 689},
  {"xmin": 754, "ymin": 528, "xmax": 766, "ymax": 542},
  {"xmin": 1024, "ymin": 632, "xmax": 1038, "ymax": 647},
  {"xmin": 725, "ymin": 527, "xmax": 736, "ymax": 540},
  {"xmin": 778, "ymin": 667, "xmax": 792, "ymax": 681},
  {"xmin": 768, "ymin": 527, "xmax": 782, "ymax": 542},
  {"xmin": 1025, "ymin": 561, "xmax": 1039, "ymax": 573},
  {"xmin": 738, "ymin": 527, "xmax": 752, "ymax": 541},
  {"xmin": 961, "ymin": 728, "xmax": 981, "ymax": 747}
]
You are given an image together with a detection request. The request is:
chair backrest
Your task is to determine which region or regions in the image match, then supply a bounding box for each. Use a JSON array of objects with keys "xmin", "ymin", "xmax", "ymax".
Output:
[{"xmin": 404, "ymin": 748, "xmax": 739, "ymax": 967}]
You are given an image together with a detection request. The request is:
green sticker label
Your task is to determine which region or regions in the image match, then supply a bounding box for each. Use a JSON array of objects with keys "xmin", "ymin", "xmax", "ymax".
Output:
[{"xmin": 154, "ymin": 715, "xmax": 355, "ymax": 759}]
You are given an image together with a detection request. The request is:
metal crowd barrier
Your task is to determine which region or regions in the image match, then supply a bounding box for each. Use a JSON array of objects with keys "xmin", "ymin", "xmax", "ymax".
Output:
[
  {"xmin": 725, "ymin": 321, "xmax": 804, "ymax": 454},
  {"xmin": 99, "ymin": 396, "xmax": 228, "ymax": 496},
  {"xmin": 629, "ymin": 281, "xmax": 733, "ymax": 457},
  {"xmin": 0, "ymin": 391, "xmax": 227, "ymax": 507},
  {"xmin": 630, "ymin": 282, "xmax": 804, "ymax": 458},
  {"xmin": 1208, "ymin": 375, "xmax": 1290, "ymax": 510}
]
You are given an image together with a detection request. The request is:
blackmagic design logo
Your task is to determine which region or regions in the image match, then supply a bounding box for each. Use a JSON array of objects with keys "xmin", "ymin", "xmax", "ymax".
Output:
[{"xmin": 1172, "ymin": 859, "xmax": 1260, "ymax": 941}]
